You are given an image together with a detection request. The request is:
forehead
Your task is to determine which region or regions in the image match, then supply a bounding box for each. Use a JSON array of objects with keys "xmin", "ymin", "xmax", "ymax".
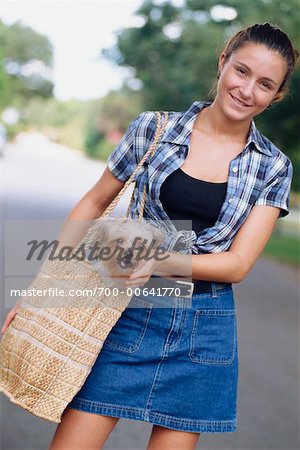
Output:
[{"xmin": 229, "ymin": 43, "xmax": 287, "ymax": 80}]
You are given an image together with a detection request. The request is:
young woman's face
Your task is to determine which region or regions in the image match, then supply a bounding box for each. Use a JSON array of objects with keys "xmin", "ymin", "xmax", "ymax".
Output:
[{"xmin": 217, "ymin": 43, "xmax": 287, "ymax": 120}]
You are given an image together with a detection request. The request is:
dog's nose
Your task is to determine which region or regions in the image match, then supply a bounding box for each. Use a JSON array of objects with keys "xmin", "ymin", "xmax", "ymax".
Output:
[
  {"xmin": 123, "ymin": 249, "xmax": 134, "ymax": 259},
  {"xmin": 118, "ymin": 248, "xmax": 134, "ymax": 268}
]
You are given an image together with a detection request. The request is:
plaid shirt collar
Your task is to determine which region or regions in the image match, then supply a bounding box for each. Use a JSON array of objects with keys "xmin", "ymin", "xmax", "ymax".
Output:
[
  {"xmin": 160, "ymin": 100, "xmax": 272, "ymax": 157},
  {"xmin": 106, "ymin": 99, "xmax": 292, "ymax": 254}
]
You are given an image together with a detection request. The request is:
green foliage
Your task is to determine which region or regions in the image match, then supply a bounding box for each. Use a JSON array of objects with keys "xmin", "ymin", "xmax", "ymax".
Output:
[
  {"xmin": 0, "ymin": 19, "xmax": 54, "ymax": 107},
  {"xmin": 263, "ymin": 232, "xmax": 300, "ymax": 267},
  {"xmin": 101, "ymin": 0, "xmax": 300, "ymax": 191},
  {"xmin": 85, "ymin": 135, "xmax": 115, "ymax": 161},
  {"xmin": 1, "ymin": 0, "xmax": 299, "ymax": 194},
  {"xmin": 0, "ymin": 49, "xmax": 11, "ymax": 108},
  {"xmin": 85, "ymin": 128, "xmax": 105, "ymax": 155},
  {"xmin": 289, "ymin": 150, "xmax": 300, "ymax": 193},
  {"xmin": 0, "ymin": 20, "xmax": 53, "ymax": 65},
  {"xmin": 97, "ymin": 88, "xmax": 143, "ymax": 132},
  {"xmin": 81, "ymin": 87, "xmax": 143, "ymax": 159},
  {"xmin": 22, "ymin": 96, "xmax": 89, "ymax": 149},
  {"xmin": 26, "ymin": 97, "xmax": 83, "ymax": 128}
]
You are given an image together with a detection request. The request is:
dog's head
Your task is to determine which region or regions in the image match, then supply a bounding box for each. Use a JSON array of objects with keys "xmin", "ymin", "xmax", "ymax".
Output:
[{"xmin": 90, "ymin": 218, "xmax": 165, "ymax": 282}]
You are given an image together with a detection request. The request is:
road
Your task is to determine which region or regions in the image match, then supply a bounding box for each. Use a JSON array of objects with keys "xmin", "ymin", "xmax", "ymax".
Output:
[{"xmin": 0, "ymin": 134, "xmax": 299, "ymax": 450}]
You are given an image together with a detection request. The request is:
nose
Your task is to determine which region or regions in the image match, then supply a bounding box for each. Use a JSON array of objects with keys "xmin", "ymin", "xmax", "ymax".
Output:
[
  {"xmin": 239, "ymin": 79, "xmax": 255, "ymax": 99},
  {"xmin": 118, "ymin": 248, "xmax": 134, "ymax": 268},
  {"xmin": 123, "ymin": 249, "xmax": 133, "ymax": 260}
]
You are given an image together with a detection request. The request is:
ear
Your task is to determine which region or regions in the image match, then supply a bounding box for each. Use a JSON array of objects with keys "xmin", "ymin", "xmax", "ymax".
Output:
[
  {"xmin": 218, "ymin": 52, "xmax": 228, "ymax": 72},
  {"xmin": 272, "ymin": 89, "xmax": 286, "ymax": 103}
]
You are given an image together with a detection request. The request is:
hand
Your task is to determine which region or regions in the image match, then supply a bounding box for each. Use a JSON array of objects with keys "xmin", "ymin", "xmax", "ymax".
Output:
[
  {"xmin": 1, "ymin": 298, "xmax": 23, "ymax": 336},
  {"xmin": 125, "ymin": 258, "xmax": 159, "ymax": 288}
]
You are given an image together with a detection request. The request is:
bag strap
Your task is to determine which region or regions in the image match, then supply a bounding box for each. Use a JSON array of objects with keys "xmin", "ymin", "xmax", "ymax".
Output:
[
  {"xmin": 101, "ymin": 110, "xmax": 168, "ymax": 220},
  {"xmin": 125, "ymin": 111, "xmax": 168, "ymax": 220},
  {"xmin": 72, "ymin": 111, "xmax": 168, "ymax": 252}
]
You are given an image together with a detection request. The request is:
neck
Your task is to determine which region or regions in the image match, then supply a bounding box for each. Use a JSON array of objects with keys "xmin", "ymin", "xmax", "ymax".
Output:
[{"xmin": 196, "ymin": 99, "xmax": 252, "ymax": 143}]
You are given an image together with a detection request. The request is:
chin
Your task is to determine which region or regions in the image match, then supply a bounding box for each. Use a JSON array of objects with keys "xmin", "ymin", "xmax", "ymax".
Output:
[
  {"xmin": 219, "ymin": 94, "xmax": 254, "ymax": 121},
  {"xmin": 221, "ymin": 102, "xmax": 245, "ymax": 121}
]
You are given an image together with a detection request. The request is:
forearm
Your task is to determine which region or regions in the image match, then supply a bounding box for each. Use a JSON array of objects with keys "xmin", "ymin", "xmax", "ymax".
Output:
[
  {"xmin": 58, "ymin": 195, "xmax": 106, "ymax": 248},
  {"xmin": 155, "ymin": 250, "xmax": 243, "ymax": 283},
  {"xmin": 191, "ymin": 251, "xmax": 243, "ymax": 283}
]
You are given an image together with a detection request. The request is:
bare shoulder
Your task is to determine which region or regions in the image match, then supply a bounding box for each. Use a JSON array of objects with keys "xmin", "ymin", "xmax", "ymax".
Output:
[{"xmin": 229, "ymin": 204, "xmax": 280, "ymax": 281}]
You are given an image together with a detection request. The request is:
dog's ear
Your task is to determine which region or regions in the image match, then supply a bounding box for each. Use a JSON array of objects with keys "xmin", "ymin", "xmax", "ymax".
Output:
[
  {"xmin": 142, "ymin": 223, "xmax": 165, "ymax": 246},
  {"xmin": 152, "ymin": 227, "xmax": 165, "ymax": 245},
  {"xmin": 90, "ymin": 219, "xmax": 112, "ymax": 244}
]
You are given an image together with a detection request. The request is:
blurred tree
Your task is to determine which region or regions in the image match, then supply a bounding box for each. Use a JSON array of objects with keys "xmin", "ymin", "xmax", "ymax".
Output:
[
  {"xmin": 95, "ymin": 86, "xmax": 144, "ymax": 133},
  {"xmin": 102, "ymin": 0, "xmax": 218, "ymax": 110},
  {"xmin": 0, "ymin": 19, "xmax": 54, "ymax": 108},
  {"xmin": 83, "ymin": 86, "xmax": 143, "ymax": 159},
  {"xmin": 0, "ymin": 47, "xmax": 11, "ymax": 108},
  {"xmin": 101, "ymin": 0, "xmax": 300, "ymax": 190}
]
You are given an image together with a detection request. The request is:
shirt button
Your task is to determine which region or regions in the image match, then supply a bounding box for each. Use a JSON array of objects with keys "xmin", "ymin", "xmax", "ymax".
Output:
[
  {"xmin": 232, "ymin": 166, "xmax": 238, "ymax": 173},
  {"xmin": 228, "ymin": 198, "xmax": 233, "ymax": 203}
]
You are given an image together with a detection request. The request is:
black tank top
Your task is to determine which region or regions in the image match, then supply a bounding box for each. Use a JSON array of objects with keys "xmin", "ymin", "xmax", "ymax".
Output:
[{"xmin": 159, "ymin": 167, "xmax": 227, "ymax": 235}]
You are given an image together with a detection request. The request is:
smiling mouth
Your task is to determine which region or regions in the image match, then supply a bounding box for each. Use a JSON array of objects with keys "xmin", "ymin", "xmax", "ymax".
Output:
[{"xmin": 230, "ymin": 94, "xmax": 251, "ymax": 108}]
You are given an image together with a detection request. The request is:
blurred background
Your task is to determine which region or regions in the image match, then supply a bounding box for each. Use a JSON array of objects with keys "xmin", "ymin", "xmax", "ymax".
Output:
[{"xmin": 0, "ymin": 1, "xmax": 299, "ymax": 449}]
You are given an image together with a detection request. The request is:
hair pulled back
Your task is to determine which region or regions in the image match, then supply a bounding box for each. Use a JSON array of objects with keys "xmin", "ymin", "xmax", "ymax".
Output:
[{"xmin": 209, "ymin": 22, "xmax": 299, "ymax": 103}]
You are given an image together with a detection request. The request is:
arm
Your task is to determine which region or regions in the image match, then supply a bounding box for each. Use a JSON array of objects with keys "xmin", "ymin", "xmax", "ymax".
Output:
[
  {"xmin": 1, "ymin": 168, "xmax": 126, "ymax": 335},
  {"xmin": 58, "ymin": 167, "xmax": 125, "ymax": 247},
  {"xmin": 58, "ymin": 112, "xmax": 145, "ymax": 247},
  {"xmin": 155, "ymin": 157, "xmax": 293, "ymax": 283},
  {"xmin": 192, "ymin": 204, "xmax": 280, "ymax": 283},
  {"xmin": 154, "ymin": 204, "xmax": 281, "ymax": 283}
]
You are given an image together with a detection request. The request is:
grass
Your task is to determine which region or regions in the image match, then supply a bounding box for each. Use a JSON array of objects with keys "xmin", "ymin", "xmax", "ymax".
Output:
[{"xmin": 262, "ymin": 231, "xmax": 300, "ymax": 267}]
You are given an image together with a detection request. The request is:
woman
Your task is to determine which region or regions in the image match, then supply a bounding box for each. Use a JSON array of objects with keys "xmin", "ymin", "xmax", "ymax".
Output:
[{"xmin": 2, "ymin": 22, "xmax": 299, "ymax": 450}]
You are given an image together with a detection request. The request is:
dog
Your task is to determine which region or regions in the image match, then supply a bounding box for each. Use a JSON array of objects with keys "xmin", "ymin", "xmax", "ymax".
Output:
[{"xmin": 89, "ymin": 218, "xmax": 166, "ymax": 288}]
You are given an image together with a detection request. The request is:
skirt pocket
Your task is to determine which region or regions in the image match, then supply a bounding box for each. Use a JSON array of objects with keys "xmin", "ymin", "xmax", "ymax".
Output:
[
  {"xmin": 189, "ymin": 309, "xmax": 236, "ymax": 365},
  {"xmin": 103, "ymin": 296, "xmax": 153, "ymax": 354}
]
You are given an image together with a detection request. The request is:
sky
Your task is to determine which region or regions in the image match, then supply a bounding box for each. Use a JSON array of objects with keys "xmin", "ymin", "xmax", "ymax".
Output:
[{"xmin": 0, "ymin": 0, "xmax": 147, "ymax": 101}]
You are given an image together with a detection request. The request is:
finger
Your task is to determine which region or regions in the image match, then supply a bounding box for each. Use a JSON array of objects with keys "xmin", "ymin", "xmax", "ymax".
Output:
[
  {"xmin": 130, "ymin": 268, "xmax": 151, "ymax": 279},
  {"xmin": 1, "ymin": 309, "xmax": 17, "ymax": 330},
  {"xmin": 1, "ymin": 321, "xmax": 10, "ymax": 334},
  {"xmin": 1, "ymin": 316, "xmax": 12, "ymax": 333},
  {"xmin": 6, "ymin": 311, "xmax": 16, "ymax": 321},
  {"xmin": 129, "ymin": 273, "xmax": 142, "ymax": 280},
  {"xmin": 1, "ymin": 302, "xmax": 21, "ymax": 334},
  {"xmin": 1, "ymin": 326, "xmax": 8, "ymax": 334},
  {"xmin": 2, "ymin": 315, "xmax": 12, "ymax": 329},
  {"xmin": 125, "ymin": 277, "xmax": 149, "ymax": 287}
]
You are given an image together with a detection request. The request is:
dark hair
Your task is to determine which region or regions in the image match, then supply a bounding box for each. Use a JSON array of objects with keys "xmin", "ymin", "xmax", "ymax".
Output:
[{"xmin": 208, "ymin": 22, "xmax": 300, "ymax": 103}]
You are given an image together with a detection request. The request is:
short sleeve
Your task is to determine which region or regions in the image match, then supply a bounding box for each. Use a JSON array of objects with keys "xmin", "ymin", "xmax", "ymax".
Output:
[
  {"xmin": 254, "ymin": 157, "xmax": 293, "ymax": 218},
  {"xmin": 106, "ymin": 112, "xmax": 145, "ymax": 182}
]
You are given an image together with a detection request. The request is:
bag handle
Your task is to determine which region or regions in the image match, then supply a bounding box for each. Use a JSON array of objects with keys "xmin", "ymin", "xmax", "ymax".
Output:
[
  {"xmin": 72, "ymin": 111, "xmax": 168, "ymax": 252},
  {"xmin": 101, "ymin": 110, "xmax": 168, "ymax": 220}
]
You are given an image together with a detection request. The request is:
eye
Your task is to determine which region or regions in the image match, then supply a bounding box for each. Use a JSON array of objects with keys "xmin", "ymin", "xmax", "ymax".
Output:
[
  {"xmin": 261, "ymin": 82, "xmax": 272, "ymax": 90},
  {"xmin": 236, "ymin": 67, "xmax": 246, "ymax": 75},
  {"xmin": 115, "ymin": 238, "xmax": 124, "ymax": 244}
]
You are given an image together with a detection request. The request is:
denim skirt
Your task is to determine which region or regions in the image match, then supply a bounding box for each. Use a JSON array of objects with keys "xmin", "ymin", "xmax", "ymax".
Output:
[{"xmin": 67, "ymin": 282, "xmax": 239, "ymax": 433}]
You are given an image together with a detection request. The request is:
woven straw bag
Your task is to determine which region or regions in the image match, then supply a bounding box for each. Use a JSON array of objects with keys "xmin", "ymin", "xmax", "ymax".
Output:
[{"xmin": 0, "ymin": 111, "xmax": 168, "ymax": 423}]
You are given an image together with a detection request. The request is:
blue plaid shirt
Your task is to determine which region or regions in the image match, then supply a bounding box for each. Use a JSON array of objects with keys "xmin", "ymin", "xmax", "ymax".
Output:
[{"xmin": 107, "ymin": 100, "xmax": 293, "ymax": 254}]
